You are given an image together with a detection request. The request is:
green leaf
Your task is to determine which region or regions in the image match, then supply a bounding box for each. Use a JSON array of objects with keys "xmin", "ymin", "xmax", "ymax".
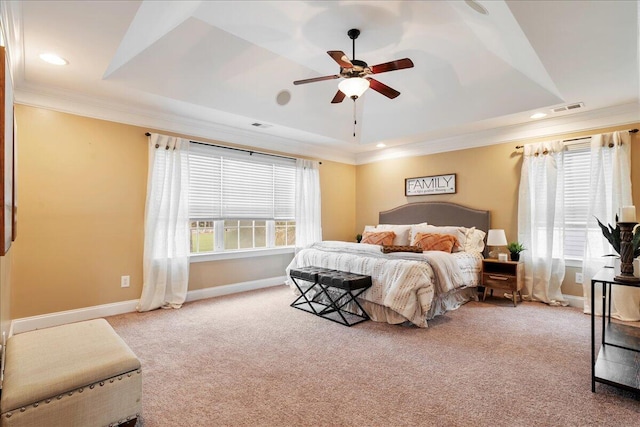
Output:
[
  {"xmin": 633, "ymin": 226, "xmax": 640, "ymax": 258},
  {"xmin": 596, "ymin": 216, "xmax": 620, "ymax": 256},
  {"xmin": 612, "ymin": 225, "xmax": 621, "ymax": 254}
]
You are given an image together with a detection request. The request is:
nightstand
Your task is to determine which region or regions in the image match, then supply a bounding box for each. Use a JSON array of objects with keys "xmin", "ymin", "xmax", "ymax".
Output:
[{"xmin": 482, "ymin": 259, "xmax": 524, "ymax": 306}]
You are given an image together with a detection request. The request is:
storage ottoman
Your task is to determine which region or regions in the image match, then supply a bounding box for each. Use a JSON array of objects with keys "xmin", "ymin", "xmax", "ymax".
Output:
[{"xmin": 0, "ymin": 319, "xmax": 141, "ymax": 427}]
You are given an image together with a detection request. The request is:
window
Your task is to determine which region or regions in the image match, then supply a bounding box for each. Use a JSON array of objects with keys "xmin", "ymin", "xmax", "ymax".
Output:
[
  {"xmin": 189, "ymin": 143, "xmax": 296, "ymax": 254},
  {"xmin": 562, "ymin": 138, "xmax": 611, "ymax": 262}
]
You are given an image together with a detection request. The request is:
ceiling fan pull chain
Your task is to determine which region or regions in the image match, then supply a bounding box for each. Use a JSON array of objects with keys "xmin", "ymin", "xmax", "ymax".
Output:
[{"xmin": 353, "ymin": 101, "xmax": 357, "ymax": 137}]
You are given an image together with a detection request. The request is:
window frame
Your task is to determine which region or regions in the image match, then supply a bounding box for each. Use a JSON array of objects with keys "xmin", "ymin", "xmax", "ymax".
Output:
[
  {"xmin": 561, "ymin": 138, "xmax": 601, "ymax": 266},
  {"xmin": 187, "ymin": 142, "xmax": 297, "ymax": 258}
]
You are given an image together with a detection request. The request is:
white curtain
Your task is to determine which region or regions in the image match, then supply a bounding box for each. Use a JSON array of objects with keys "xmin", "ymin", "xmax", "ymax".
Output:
[
  {"xmin": 137, "ymin": 134, "xmax": 190, "ymax": 312},
  {"xmin": 295, "ymin": 159, "xmax": 322, "ymax": 250},
  {"xmin": 518, "ymin": 140, "xmax": 567, "ymax": 305},
  {"xmin": 581, "ymin": 131, "xmax": 638, "ymax": 320}
]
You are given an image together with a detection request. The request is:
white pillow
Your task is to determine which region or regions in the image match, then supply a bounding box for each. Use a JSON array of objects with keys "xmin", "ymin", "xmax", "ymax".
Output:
[
  {"xmin": 410, "ymin": 225, "xmax": 466, "ymax": 252},
  {"xmin": 463, "ymin": 227, "xmax": 486, "ymax": 253},
  {"xmin": 375, "ymin": 224, "xmax": 412, "ymax": 246}
]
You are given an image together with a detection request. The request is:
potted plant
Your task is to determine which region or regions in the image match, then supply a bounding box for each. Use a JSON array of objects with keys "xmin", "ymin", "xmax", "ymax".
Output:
[
  {"xmin": 507, "ymin": 242, "xmax": 525, "ymax": 261},
  {"xmin": 596, "ymin": 215, "xmax": 640, "ymax": 258},
  {"xmin": 356, "ymin": 233, "xmax": 363, "ymax": 243}
]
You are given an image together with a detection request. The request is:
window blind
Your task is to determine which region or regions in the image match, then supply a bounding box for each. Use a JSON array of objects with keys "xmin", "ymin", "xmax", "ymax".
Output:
[
  {"xmin": 563, "ymin": 139, "xmax": 592, "ymax": 259},
  {"xmin": 188, "ymin": 143, "xmax": 296, "ymax": 220}
]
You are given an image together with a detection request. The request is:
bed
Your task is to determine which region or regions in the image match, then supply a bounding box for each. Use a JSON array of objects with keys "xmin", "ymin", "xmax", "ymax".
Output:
[{"xmin": 285, "ymin": 202, "xmax": 490, "ymax": 327}]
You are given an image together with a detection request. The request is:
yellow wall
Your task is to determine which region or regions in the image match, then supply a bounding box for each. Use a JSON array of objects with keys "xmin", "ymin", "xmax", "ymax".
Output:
[
  {"xmin": 12, "ymin": 106, "xmax": 148, "ymax": 318},
  {"xmin": 10, "ymin": 105, "xmax": 355, "ymax": 318},
  {"xmin": 355, "ymin": 123, "xmax": 640, "ymax": 296},
  {"xmin": 7, "ymin": 102, "xmax": 638, "ymax": 319}
]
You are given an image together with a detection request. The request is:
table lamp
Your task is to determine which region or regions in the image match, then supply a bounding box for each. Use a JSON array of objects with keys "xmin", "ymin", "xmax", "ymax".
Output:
[{"xmin": 487, "ymin": 229, "xmax": 507, "ymax": 259}]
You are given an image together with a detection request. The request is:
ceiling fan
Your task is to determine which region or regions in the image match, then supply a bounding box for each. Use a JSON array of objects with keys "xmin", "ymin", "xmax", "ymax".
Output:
[{"xmin": 293, "ymin": 28, "xmax": 414, "ymax": 103}]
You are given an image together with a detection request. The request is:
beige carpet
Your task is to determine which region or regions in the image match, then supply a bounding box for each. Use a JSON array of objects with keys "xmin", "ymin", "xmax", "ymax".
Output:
[{"xmin": 107, "ymin": 285, "xmax": 640, "ymax": 426}]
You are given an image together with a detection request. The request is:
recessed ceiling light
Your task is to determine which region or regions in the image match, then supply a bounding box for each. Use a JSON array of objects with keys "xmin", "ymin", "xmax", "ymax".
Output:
[
  {"xmin": 530, "ymin": 112, "xmax": 547, "ymax": 119},
  {"xmin": 465, "ymin": 0, "xmax": 488, "ymax": 15},
  {"xmin": 39, "ymin": 53, "xmax": 68, "ymax": 66},
  {"xmin": 376, "ymin": 143, "xmax": 386, "ymax": 148}
]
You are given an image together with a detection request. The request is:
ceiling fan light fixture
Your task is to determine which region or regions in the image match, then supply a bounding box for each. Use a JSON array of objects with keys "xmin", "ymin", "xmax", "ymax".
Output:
[{"xmin": 338, "ymin": 77, "xmax": 370, "ymax": 100}]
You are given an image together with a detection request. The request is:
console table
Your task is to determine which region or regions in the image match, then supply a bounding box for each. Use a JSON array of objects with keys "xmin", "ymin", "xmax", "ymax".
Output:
[{"xmin": 591, "ymin": 268, "xmax": 640, "ymax": 393}]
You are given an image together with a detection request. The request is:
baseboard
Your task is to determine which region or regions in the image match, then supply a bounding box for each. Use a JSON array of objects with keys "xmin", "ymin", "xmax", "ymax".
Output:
[
  {"xmin": 10, "ymin": 276, "xmax": 287, "ymax": 336},
  {"xmin": 563, "ymin": 294, "xmax": 584, "ymax": 309},
  {"xmin": 10, "ymin": 300, "xmax": 140, "ymax": 336},
  {"xmin": 185, "ymin": 276, "xmax": 286, "ymax": 303}
]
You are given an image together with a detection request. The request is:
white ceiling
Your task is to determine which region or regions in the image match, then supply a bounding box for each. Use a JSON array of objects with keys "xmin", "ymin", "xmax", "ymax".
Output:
[{"xmin": 2, "ymin": 0, "xmax": 639, "ymax": 164}]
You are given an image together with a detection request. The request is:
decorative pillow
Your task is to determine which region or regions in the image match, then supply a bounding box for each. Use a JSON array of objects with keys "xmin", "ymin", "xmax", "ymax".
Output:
[
  {"xmin": 362, "ymin": 224, "xmax": 411, "ymax": 246},
  {"xmin": 412, "ymin": 232, "xmax": 458, "ymax": 253},
  {"xmin": 382, "ymin": 245, "xmax": 423, "ymax": 253},
  {"xmin": 464, "ymin": 227, "xmax": 486, "ymax": 253},
  {"xmin": 361, "ymin": 231, "xmax": 395, "ymax": 246},
  {"xmin": 411, "ymin": 225, "xmax": 466, "ymax": 252},
  {"xmin": 375, "ymin": 224, "xmax": 412, "ymax": 246}
]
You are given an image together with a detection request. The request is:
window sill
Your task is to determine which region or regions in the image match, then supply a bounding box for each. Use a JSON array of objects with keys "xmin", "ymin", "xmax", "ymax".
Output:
[
  {"xmin": 564, "ymin": 258, "xmax": 583, "ymax": 268},
  {"xmin": 189, "ymin": 246, "xmax": 295, "ymax": 263}
]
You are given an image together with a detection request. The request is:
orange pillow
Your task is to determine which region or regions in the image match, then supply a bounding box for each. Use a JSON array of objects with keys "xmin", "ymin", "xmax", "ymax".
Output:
[
  {"xmin": 361, "ymin": 231, "xmax": 395, "ymax": 246},
  {"xmin": 412, "ymin": 233, "xmax": 458, "ymax": 253}
]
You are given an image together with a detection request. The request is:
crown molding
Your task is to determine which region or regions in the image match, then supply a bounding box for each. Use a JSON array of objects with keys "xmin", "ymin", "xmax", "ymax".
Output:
[
  {"xmin": 14, "ymin": 83, "xmax": 359, "ymax": 165},
  {"xmin": 0, "ymin": 0, "xmax": 24, "ymax": 85},
  {"xmin": 355, "ymin": 102, "xmax": 640, "ymax": 165},
  {"xmin": 14, "ymin": 81, "xmax": 640, "ymax": 167}
]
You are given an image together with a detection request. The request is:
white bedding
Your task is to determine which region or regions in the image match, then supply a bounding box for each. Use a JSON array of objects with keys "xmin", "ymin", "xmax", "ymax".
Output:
[{"xmin": 285, "ymin": 241, "xmax": 482, "ymax": 328}]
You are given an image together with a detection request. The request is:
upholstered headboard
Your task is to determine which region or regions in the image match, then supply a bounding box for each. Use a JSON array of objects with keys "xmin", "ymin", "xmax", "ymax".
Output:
[{"xmin": 379, "ymin": 202, "xmax": 490, "ymax": 234}]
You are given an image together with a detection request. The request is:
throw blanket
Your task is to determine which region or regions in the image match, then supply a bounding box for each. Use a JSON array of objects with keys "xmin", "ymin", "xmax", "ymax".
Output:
[{"xmin": 286, "ymin": 241, "xmax": 479, "ymax": 327}]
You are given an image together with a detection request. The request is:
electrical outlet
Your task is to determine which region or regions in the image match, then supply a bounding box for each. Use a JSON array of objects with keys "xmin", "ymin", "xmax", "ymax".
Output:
[
  {"xmin": 121, "ymin": 275, "xmax": 130, "ymax": 288},
  {"xmin": 575, "ymin": 272, "xmax": 583, "ymax": 284}
]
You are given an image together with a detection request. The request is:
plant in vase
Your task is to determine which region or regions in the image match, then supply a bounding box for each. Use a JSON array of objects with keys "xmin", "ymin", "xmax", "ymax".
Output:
[
  {"xmin": 356, "ymin": 233, "xmax": 362, "ymax": 243},
  {"xmin": 596, "ymin": 215, "xmax": 640, "ymax": 257},
  {"xmin": 596, "ymin": 215, "xmax": 640, "ymax": 274},
  {"xmin": 507, "ymin": 242, "xmax": 525, "ymax": 261}
]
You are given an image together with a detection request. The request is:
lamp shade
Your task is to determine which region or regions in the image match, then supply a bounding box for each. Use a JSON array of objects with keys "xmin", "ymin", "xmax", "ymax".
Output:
[
  {"xmin": 338, "ymin": 77, "xmax": 370, "ymax": 99},
  {"xmin": 487, "ymin": 229, "xmax": 507, "ymax": 246}
]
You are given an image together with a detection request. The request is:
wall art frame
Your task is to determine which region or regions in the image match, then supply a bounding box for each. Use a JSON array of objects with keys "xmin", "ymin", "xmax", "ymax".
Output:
[{"xmin": 405, "ymin": 173, "xmax": 456, "ymax": 197}]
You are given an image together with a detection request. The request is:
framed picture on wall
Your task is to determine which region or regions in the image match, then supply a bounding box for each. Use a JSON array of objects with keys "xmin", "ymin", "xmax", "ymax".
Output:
[
  {"xmin": 0, "ymin": 46, "xmax": 14, "ymax": 255},
  {"xmin": 405, "ymin": 173, "xmax": 456, "ymax": 196}
]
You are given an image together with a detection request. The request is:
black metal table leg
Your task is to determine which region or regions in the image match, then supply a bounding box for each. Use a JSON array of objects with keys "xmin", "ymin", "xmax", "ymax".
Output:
[{"xmin": 591, "ymin": 278, "xmax": 596, "ymax": 392}]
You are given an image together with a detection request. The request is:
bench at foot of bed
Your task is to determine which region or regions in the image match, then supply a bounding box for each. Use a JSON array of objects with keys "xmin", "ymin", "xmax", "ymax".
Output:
[{"xmin": 289, "ymin": 266, "xmax": 372, "ymax": 327}]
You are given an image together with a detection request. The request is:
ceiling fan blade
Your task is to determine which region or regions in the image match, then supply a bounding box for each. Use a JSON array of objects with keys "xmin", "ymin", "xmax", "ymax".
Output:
[
  {"xmin": 370, "ymin": 58, "xmax": 414, "ymax": 74},
  {"xmin": 368, "ymin": 78, "xmax": 400, "ymax": 99},
  {"xmin": 327, "ymin": 51, "xmax": 353, "ymax": 68},
  {"xmin": 331, "ymin": 90, "xmax": 346, "ymax": 104},
  {"xmin": 293, "ymin": 75, "xmax": 340, "ymax": 85}
]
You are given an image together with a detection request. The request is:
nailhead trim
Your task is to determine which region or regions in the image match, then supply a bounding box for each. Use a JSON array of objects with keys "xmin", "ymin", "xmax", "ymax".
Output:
[{"xmin": 0, "ymin": 369, "xmax": 142, "ymax": 418}]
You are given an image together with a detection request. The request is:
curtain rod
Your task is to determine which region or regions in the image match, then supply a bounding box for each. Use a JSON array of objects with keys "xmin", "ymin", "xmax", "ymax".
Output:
[
  {"xmin": 514, "ymin": 128, "xmax": 638, "ymax": 150},
  {"xmin": 144, "ymin": 132, "xmax": 321, "ymax": 164}
]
